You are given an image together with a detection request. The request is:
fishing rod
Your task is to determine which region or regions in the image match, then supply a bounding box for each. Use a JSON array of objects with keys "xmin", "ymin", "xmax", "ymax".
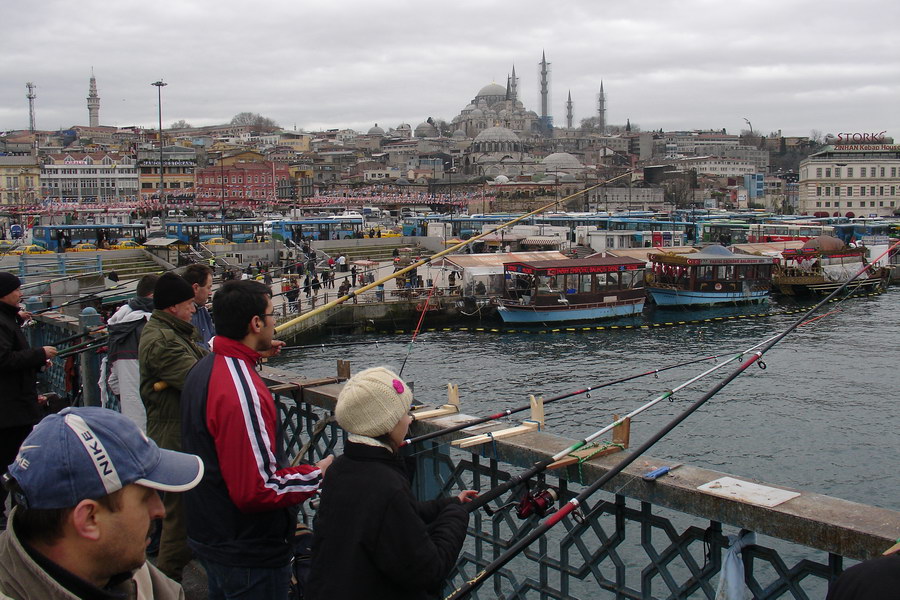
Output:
[
  {"xmin": 398, "ymin": 282, "xmax": 438, "ymax": 377},
  {"xmin": 444, "ymin": 239, "xmax": 900, "ymax": 599},
  {"xmin": 273, "ymin": 171, "xmax": 635, "ymax": 335},
  {"xmin": 461, "ymin": 336, "xmax": 776, "ymax": 515},
  {"xmin": 31, "ymin": 283, "xmax": 130, "ymax": 315},
  {"xmin": 51, "ymin": 325, "xmax": 109, "ymax": 347},
  {"xmin": 55, "ymin": 337, "xmax": 109, "ymax": 359},
  {"xmin": 401, "ymin": 351, "xmax": 731, "ymax": 448}
]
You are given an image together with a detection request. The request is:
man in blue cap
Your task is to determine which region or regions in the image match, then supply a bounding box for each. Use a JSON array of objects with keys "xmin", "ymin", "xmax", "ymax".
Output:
[{"xmin": 0, "ymin": 406, "xmax": 204, "ymax": 599}]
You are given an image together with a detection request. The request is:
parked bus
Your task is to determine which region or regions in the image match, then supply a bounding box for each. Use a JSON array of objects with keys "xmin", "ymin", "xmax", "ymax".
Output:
[
  {"xmin": 832, "ymin": 221, "xmax": 893, "ymax": 245},
  {"xmin": 267, "ymin": 217, "xmax": 365, "ymax": 241},
  {"xmin": 31, "ymin": 223, "xmax": 148, "ymax": 251},
  {"xmin": 165, "ymin": 221, "xmax": 266, "ymax": 244},
  {"xmin": 746, "ymin": 223, "xmax": 835, "ymax": 243}
]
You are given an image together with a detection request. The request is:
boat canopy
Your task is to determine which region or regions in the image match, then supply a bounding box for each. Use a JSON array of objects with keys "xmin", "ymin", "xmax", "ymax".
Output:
[
  {"xmin": 651, "ymin": 245, "xmax": 774, "ymax": 266},
  {"xmin": 504, "ymin": 256, "xmax": 645, "ymax": 276}
]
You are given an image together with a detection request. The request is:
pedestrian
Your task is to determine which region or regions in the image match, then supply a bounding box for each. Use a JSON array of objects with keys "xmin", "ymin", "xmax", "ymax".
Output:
[
  {"xmin": 0, "ymin": 272, "xmax": 57, "ymax": 529},
  {"xmin": 826, "ymin": 545, "xmax": 900, "ymax": 600},
  {"xmin": 138, "ymin": 272, "xmax": 208, "ymax": 582},
  {"xmin": 337, "ymin": 254, "xmax": 347, "ymax": 272},
  {"xmin": 0, "ymin": 406, "xmax": 204, "ymax": 599},
  {"xmin": 350, "ymin": 264, "xmax": 358, "ymax": 284},
  {"xmin": 183, "ymin": 264, "xmax": 215, "ymax": 349},
  {"xmin": 306, "ymin": 367, "xmax": 474, "ymax": 599},
  {"xmin": 182, "ymin": 280, "xmax": 332, "ymax": 599},
  {"xmin": 105, "ymin": 273, "xmax": 159, "ymax": 432}
]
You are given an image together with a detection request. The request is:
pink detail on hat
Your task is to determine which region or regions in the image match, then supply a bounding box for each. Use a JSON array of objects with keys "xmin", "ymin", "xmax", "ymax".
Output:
[{"xmin": 392, "ymin": 379, "xmax": 405, "ymax": 394}]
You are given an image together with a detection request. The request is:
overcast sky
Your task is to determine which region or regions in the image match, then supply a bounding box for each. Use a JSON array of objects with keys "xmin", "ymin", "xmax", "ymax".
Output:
[{"xmin": 3, "ymin": 0, "xmax": 898, "ymax": 139}]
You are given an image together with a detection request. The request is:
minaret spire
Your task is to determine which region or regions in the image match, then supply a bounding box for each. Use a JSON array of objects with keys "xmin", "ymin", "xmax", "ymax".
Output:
[
  {"xmin": 597, "ymin": 80, "xmax": 606, "ymax": 135},
  {"xmin": 87, "ymin": 69, "xmax": 100, "ymax": 127},
  {"xmin": 566, "ymin": 90, "xmax": 573, "ymax": 129},
  {"xmin": 538, "ymin": 51, "xmax": 551, "ymax": 135}
]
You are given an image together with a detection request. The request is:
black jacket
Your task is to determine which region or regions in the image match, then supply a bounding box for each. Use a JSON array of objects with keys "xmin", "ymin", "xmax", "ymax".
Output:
[
  {"xmin": 0, "ymin": 302, "xmax": 47, "ymax": 429},
  {"xmin": 306, "ymin": 442, "xmax": 469, "ymax": 600}
]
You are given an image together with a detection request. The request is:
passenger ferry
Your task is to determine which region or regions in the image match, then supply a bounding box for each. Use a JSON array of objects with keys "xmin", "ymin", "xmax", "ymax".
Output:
[
  {"xmin": 495, "ymin": 256, "xmax": 646, "ymax": 324},
  {"xmin": 645, "ymin": 245, "xmax": 775, "ymax": 307}
]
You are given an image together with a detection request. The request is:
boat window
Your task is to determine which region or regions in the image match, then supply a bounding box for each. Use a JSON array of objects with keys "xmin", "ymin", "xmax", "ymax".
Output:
[{"xmin": 579, "ymin": 274, "xmax": 592, "ymax": 293}]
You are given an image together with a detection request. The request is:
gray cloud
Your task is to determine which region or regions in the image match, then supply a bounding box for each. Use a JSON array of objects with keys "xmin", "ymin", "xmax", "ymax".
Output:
[{"xmin": 2, "ymin": 0, "xmax": 897, "ymax": 138}]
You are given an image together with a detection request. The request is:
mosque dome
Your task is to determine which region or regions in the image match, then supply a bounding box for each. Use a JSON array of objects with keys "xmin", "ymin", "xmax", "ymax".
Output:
[
  {"xmin": 414, "ymin": 121, "xmax": 438, "ymax": 138},
  {"xmin": 452, "ymin": 128, "xmax": 466, "ymax": 139},
  {"xmin": 477, "ymin": 82, "xmax": 507, "ymax": 98},
  {"xmin": 367, "ymin": 123, "xmax": 385, "ymax": 136},
  {"xmin": 470, "ymin": 108, "xmax": 484, "ymax": 117},
  {"xmin": 494, "ymin": 175, "xmax": 510, "ymax": 184},
  {"xmin": 542, "ymin": 152, "xmax": 583, "ymax": 172},
  {"xmin": 474, "ymin": 126, "xmax": 520, "ymax": 143},
  {"xmin": 464, "ymin": 103, "xmax": 477, "ymax": 112},
  {"xmin": 498, "ymin": 109, "xmax": 510, "ymax": 118},
  {"xmin": 395, "ymin": 123, "xmax": 411, "ymax": 131}
]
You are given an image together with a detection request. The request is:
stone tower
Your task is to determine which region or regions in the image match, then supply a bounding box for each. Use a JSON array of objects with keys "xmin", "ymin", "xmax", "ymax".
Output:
[
  {"xmin": 538, "ymin": 51, "xmax": 552, "ymax": 133},
  {"xmin": 506, "ymin": 65, "xmax": 518, "ymax": 103},
  {"xmin": 597, "ymin": 80, "xmax": 606, "ymax": 135},
  {"xmin": 566, "ymin": 90, "xmax": 574, "ymax": 129},
  {"xmin": 87, "ymin": 70, "xmax": 100, "ymax": 127}
]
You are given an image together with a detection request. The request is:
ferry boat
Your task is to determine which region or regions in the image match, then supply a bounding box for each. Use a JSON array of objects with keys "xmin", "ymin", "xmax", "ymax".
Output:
[
  {"xmin": 772, "ymin": 236, "xmax": 890, "ymax": 296},
  {"xmin": 495, "ymin": 256, "xmax": 646, "ymax": 324},
  {"xmin": 645, "ymin": 245, "xmax": 774, "ymax": 307}
]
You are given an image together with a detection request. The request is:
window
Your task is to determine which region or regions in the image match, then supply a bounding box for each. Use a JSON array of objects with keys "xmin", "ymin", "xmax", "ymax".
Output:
[
  {"xmin": 861, "ymin": 187, "xmax": 866, "ymax": 196},
  {"xmin": 847, "ymin": 187, "xmax": 853, "ymax": 196},
  {"xmin": 880, "ymin": 167, "xmax": 885, "ymax": 177},
  {"xmin": 816, "ymin": 187, "xmax": 822, "ymax": 196},
  {"xmin": 825, "ymin": 168, "xmax": 831, "ymax": 177},
  {"xmin": 835, "ymin": 168, "xmax": 841, "ymax": 178},
  {"xmin": 847, "ymin": 201, "xmax": 853, "ymax": 207},
  {"xmin": 871, "ymin": 186, "xmax": 876, "ymax": 195},
  {"xmin": 816, "ymin": 167, "xmax": 822, "ymax": 177},
  {"xmin": 871, "ymin": 167, "xmax": 877, "ymax": 177},
  {"xmin": 825, "ymin": 201, "xmax": 831, "ymax": 207},
  {"xmin": 835, "ymin": 187, "xmax": 840, "ymax": 196},
  {"xmin": 892, "ymin": 168, "xmax": 897, "ymax": 177},
  {"xmin": 825, "ymin": 187, "xmax": 831, "ymax": 196},
  {"xmin": 870, "ymin": 201, "xmax": 875, "ymax": 207},
  {"xmin": 816, "ymin": 201, "xmax": 822, "ymax": 207}
]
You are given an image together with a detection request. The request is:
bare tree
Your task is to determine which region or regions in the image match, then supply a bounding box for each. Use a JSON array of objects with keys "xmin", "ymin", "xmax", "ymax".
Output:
[
  {"xmin": 170, "ymin": 119, "xmax": 193, "ymax": 129},
  {"xmin": 230, "ymin": 112, "xmax": 280, "ymax": 129}
]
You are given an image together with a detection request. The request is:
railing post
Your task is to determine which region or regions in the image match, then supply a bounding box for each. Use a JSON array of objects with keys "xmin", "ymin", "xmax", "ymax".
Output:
[{"xmin": 78, "ymin": 307, "xmax": 103, "ymax": 407}]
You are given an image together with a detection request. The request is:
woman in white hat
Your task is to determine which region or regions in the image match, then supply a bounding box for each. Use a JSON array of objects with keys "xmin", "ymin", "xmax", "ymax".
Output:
[{"xmin": 306, "ymin": 366, "xmax": 475, "ymax": 599}]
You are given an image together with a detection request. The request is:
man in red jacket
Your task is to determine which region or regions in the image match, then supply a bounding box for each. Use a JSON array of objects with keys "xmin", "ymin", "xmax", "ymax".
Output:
[{"xmin": 182, "ymin": 280, "xmax": 331, "ymax": 599}]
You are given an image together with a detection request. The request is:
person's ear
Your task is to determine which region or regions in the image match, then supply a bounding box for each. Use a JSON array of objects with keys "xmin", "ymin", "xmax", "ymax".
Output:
[{"xmin": 70, "ymin": 499, "xmax": 102, "ymax": 541}]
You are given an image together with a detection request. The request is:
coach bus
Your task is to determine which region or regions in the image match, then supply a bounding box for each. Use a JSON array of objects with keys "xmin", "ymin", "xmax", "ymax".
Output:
[
  {"xmin": 31, "ymin": 223, "xmax": 148, "ymax": 251},
  {"xmin": 165, "ymin": 221, "xmax": 266, "ymax": 244}
]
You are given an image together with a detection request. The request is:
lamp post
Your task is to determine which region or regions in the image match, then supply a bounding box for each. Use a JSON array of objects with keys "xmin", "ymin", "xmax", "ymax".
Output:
[
  {"xmin": 151, "ymin": 80, "xmax": 167, "ymax": 209},
  {"xmin": 448, "ymin": 166, "xmax": 457, "ymax": 215}
]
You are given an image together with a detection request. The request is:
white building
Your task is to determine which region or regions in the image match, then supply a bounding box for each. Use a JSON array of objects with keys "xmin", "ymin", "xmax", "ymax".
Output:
[
  {"xmin": 798, "ymin": 141, "xmax": 900, "ymax": 217},
  {"xmin": 41, "ymin": 152, "xmax": 139, "ymax": 203}
]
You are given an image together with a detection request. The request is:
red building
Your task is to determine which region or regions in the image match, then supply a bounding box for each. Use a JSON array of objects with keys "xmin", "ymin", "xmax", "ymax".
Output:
[{"xmin": 195, "ymin": 160, "xmax": 290, "ymax": 207}]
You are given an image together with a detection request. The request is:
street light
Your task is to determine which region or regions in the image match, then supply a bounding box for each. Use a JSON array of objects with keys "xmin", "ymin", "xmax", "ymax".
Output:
[{"xmin": 151, "ymin": 80, "xmax": 167, "ymax": 209}]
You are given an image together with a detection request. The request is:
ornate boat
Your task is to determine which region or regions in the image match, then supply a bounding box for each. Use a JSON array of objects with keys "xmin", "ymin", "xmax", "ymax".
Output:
[
  {"xmin": 646, "ymin": 245, "xmax": 774, "ymax": 307},
  {"xmin": 495, "ymin": 256, "xmax": 646, "ymax": 324},
  {"xmin": 772, "ymin": 236, "xmax": 890, "ymax": 296}
]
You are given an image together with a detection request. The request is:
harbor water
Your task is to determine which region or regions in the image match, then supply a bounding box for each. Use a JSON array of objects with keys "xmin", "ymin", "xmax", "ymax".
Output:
[{"xmin": 273, "ymin": 289, "xmax": 900, "ymax": 512}]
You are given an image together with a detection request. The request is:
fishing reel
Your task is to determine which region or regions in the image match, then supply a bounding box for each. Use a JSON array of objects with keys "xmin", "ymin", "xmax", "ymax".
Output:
[{"xmin": 485, "ymin": 482, "xmax": 560, "ymax": 520}]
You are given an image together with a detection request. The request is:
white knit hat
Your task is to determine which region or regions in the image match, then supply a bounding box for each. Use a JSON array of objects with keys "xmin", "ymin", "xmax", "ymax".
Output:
[{"xmin": 336, "ymin": 367, "xmax": 412, "ymax": 437}]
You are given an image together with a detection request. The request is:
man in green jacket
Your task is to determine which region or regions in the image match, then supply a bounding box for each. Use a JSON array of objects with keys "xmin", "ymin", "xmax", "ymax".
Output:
[{"xmin": 139, "ymin": 272, "xmax": 207, "ymax": 582}]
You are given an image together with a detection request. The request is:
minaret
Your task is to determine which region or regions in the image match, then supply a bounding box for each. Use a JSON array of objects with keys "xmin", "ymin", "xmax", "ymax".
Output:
[
  {"xmin": 539, "ymin": 51, "xmax": 551, "ymax": 132},
  {"xmin": 87, "ymin": 69, "xmax": 100, "ymax": 127},
  {"xmin": 509, "ymin": 65, "xmax": 518, "ymax": 103},
  {"xmin": 26, "ymin": 82, "xmax": 37, "ymax": 132},
  {"xmin": 597, "ymin": 80, "xmax": 606, "ymax": 135},
  {"xmin": 566, "ymin": 90, "xmax": 574, "ymax": 129}
]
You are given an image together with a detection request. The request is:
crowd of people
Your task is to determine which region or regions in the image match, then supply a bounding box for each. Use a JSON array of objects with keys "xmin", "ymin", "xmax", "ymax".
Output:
[{"xmin": 0, "ymin": 268, "xmax": 475, "ymax": 599}]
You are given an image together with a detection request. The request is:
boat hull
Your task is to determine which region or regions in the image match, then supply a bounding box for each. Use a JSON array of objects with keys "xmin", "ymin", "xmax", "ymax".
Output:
[
  {"xmin": 497, "ymin": 299, "xmax": 645, "ymax": 323},
  {"xmin": 646, "ymin": 287, "xmax": 769, "ymax": 307}
]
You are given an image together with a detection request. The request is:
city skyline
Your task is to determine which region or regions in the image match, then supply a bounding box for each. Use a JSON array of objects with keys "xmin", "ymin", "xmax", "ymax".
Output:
[{"xmin": 2, "ymin": 0, "xmax": 898, "ymax": 138}]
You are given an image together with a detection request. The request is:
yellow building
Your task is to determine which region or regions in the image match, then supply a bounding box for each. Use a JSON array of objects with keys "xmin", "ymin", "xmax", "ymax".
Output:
[{"xmin": 0, "ymin": 156, "xmax": 41, "ymax": 206}]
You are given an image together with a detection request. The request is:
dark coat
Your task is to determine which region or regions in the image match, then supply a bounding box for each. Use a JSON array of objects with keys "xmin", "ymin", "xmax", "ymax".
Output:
[
  {"xmin": 306, "ymin": 442, "xmax": 468, "ymax": 600},
  {"xmin": 0, "ymin": 302, "xmax": 47, "ymax": 429}
]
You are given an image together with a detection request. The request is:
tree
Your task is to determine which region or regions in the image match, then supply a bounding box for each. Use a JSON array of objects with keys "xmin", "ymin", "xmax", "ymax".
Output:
[
  {"xmin": 230, "ymin": 112, "xmax": 279, "ymax": 129},
  {"xmin": 170, "ymin": 119, "xmax": 193, "ymax": 129}
]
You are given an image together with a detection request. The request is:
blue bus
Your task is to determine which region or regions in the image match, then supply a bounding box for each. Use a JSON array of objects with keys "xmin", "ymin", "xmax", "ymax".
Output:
[
  {"xmin": 267, "ymin": 217, "xmax": 365, "ymax": 241},
  {"xmin": 31, "ymin": 223, "xmax": 148, "ymax": 251},
  {"xmin": 165, "ymin": 221, "xmax": 266, "ymax": 244},
  {"xmin": 832, "ymin": 221, "xmax": 893, "ymax": 245}
]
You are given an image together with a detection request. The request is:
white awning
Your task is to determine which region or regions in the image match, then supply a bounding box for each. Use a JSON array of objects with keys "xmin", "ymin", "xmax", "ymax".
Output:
[{"xmin": 522, "ymin": 236, "xmax": 562, "ymax": 246}]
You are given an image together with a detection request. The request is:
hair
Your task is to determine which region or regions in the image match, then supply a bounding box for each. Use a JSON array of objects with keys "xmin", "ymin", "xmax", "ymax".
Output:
[
  {"xmin": 212, "ymin": 280, "xmax": 271, "ymax": 340},
  {"xmin": 3, "ymin": 476, "xmax": 124, "ymax": 545},
  {"xmin": 182, "ymin": 263, "xmax": 213, "ymax": 287},
  {"xmin": 135, "ymin": 273, "xmax": 160, "ymax": 298}
]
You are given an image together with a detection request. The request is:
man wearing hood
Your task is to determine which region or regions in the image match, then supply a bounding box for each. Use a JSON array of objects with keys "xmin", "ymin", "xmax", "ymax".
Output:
[{"xmin": 106, "ymin": 274, "xmax": 158, "ymax": 433}]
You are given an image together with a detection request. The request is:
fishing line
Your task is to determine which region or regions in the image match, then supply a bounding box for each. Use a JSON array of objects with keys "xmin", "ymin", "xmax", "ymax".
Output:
[
  {"xmin": 443, "ymin": 238, "xmax": 900, "ymax": 600},
  {"xmin": 398, "ymin": 283, "xmax": 438, "ymax": 378}
]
